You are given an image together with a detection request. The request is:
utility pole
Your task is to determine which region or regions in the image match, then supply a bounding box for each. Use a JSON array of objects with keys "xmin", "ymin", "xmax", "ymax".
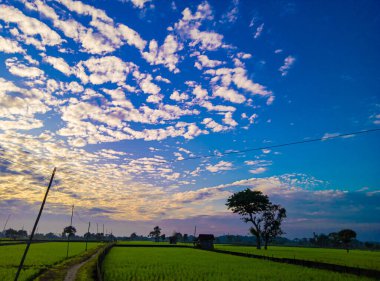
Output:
[
  {"xmin": 14, "ymin": 167, "xmax": 56, "ymax": 281},
  {"xmin": 193, "ymin": 225, "xmax": 197, "ymax": 246},
  {"xmin": 85, "ymin": 221, "xmax": 90, "ymax": 251},
  {"xmin": 96, "ymin": 223, "xmax": 98, "ymax": 234},
  {"xmin": 2, "ymin": 214, "xmax": 11, "ymax": 233},
  {"xmin": 102, "ymin": 224, "xmax": 104, "ymax": 241},
  {"xmin": 66, "ymin": 204, "xmax": 74, "ymax": 258}
]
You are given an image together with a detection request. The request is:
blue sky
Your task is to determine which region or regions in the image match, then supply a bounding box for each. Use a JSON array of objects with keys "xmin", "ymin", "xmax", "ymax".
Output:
[{"xmin": 0, "ymin": 0, "xmax": 379, "ymax": 241}]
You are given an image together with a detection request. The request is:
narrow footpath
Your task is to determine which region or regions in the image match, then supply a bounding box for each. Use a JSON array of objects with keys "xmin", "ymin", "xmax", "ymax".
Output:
[{"xmin": 64, "ymin": 249, "xmax": 100, "ymax": 281}]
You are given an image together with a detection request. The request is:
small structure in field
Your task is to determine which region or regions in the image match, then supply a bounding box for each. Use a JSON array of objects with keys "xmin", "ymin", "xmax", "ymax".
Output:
[
  {"xmin": 195, "ymin": 234, "xmax": 214, "ymax": 250},
  {"xmin": 169, "ymin": 236, "xmax": 177, "ymax": 244}
]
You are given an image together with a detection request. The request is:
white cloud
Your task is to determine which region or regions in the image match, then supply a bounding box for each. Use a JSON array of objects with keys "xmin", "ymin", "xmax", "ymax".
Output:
[
  {"xmin": 129, "ymin": 0, "xmax": 152, "ymax": 9},
  {"xmin": 170, "ymin": 91, "xmax": 189, "ymax": 101},
  {"xmin": 213, "ymin": 86, "xmax": 246, "ymax": 104},
  {"xmin": 0, "ymin": 4, "xmax": 62, "ymax": 50},
  {"xmin": 372, "ymin": 114, "xmax": 380, "ymax": 125},
  {"xmin": 200, "ymin": 101, "xmax": 236, "ymax": 112},
  {"xmin": 42, "ymin": 55, "xmax": 72, "ymax": 76},
  {"xmin": 249, "ymin": 167, "xmax": 267, "ymax": 174},
  {"xmin": 192, "ymin": 85, "xmax": 208, "ymax": 100},
  {"xmin": 0, "ymin": 36, "xmax": 25, "ymax": 54},
  {"xmin": 189, "ymin": 29, "xmax": 223, "ymax": 51},
  {"xmin": 195, "ymin": 54, "xmax": 224, "ymax": 70},
  {"xmin": 102, "ymin": 88, "xmax": 133, "ymax": 108},
  {"xmin": 205, "ymin": 67, "xmax": 272, "ymax": 99},
  {"xmin": 142, "ymin": 35, "xmax": 182, "ymax": 72},
  {"xmin": 242, "ymin": 113, "xmax": 258, "ymax": 124},
  {"xmin": 222, "ymin": 112, "xmax": 238, "ymax": 127},
  {"xmin": 146, "ymin": 94, "xmax": 163, "ymax": 104},
  {"xmin": 138, "ymin": 75, "xmax": 161, "ymax": 95},
  {"xmin": 5, "ymin": 58, "xmax": 44, "ymax": 79},
  {"xmin": 202, "ymin": 118, "xmax": 228, "ymax": 132},
  {"xmin": 321, "ymin": 132, "xmax": 340, "ymax": 141},
  {"xmin": 174, "ymin": 2, "xmax": 224, "ymax": 52},
  {"xmin": 74, "ymin": 56, "xmax": 132, "ymax": 85},
  {"xmin": 237, "ymin": 52, "xmax": 252, "ymax": 59},
  {"xmin": 254, "ymin": 23, "xmax": 264, "ymax": 39},
  {"xmin": 22, "ymin": 0, "xmax": 114, "ymax": 54},
  {"xmin": 279, "ymin": 55, "xmax": 296, "ymax": 76},
  {"xmin": 206, "ymin": 161, "xmax": 233, "ymax": 173},
  {"xmin": 220, "ymin": 0, "xmax": 239, "ymax": 24},
  {"xmin": 155, "ymin": 75, "xmax": 171, "ymax": 84},
  {"xmin": 49, "ymin": 0, "xmax": 146, "ymax": 53},
  {"xmin": 0, "ymin": 78, "xmax": 49, "ymax": 130}
]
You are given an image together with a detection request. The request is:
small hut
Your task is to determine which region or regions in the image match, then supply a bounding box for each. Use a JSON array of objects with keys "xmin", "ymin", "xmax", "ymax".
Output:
[
  {"xmin": 169, "ymin": 236, "xmax": 177, "ymax": 244},
  {"xmin": 196, "ymin": 234, "xmax": 214, "ymax": 250}
]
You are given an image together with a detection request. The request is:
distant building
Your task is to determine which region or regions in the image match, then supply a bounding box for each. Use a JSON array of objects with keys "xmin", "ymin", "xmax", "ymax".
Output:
[
  {"xmin": 196, "ymin": 234, "xmax": 215, "ymax": 250},
  {"xmin": 169, "ymin": 236, "xmax": 177, "ymax": 244}
]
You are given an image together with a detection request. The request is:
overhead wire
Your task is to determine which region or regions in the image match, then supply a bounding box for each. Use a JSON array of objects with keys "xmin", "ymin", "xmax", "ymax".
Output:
[{"xmin": 169, "ymin": 128, "xmax": 380, "ymax": 163}]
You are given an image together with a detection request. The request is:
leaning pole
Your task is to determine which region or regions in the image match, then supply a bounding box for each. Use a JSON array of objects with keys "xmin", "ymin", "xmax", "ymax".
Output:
[{"xmin": 14, "ymin": 167, "xmax": 56, "ymax": 281}]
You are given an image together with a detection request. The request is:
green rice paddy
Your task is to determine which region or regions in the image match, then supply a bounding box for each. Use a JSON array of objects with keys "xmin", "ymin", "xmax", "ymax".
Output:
[
  {"xmin": 102, "ymin": 247, "xmax": 373, "ymax": 281},
  {"xmin": 214, "ymin": 245, "xmax": 380, "ymax": 270},
  {"xmin": 0, "ymin": 242, "xmax": 378, "ymax": 280},
  {"xmin": 0, "ymin": 242, "xmax": 102, "ymax": 281}
]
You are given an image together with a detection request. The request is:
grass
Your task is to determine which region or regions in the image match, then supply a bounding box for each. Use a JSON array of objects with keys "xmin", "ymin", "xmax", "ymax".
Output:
[
  {"xmin": 102, "ymin": 247, "xmax": 372, "ymax": 281},
  {"xmin": 74, "ymin": 252, "xmax": 98, "ymax": 281},
  {"xmin": 0, "ymin": 242, "xmax": 102, "ymax": 281},
  {"xmin": 214, "ymin": 245, "xmax": 380, "ymax": 270}
]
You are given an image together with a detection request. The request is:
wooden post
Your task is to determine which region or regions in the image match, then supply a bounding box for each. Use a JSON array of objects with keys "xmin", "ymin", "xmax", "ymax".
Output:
[
  {"xmin": 14, "ymin": 168, "xmax": 56, "ymax": 281},
  {"xmin": 85, "ymin": 221, "xmax": 90, "ymax": 251}
]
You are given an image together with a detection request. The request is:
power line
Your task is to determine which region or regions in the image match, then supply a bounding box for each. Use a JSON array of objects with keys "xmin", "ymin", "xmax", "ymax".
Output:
[{"xmin": 171, "ymin": 128, "xmax": 380, "ymax": 163}]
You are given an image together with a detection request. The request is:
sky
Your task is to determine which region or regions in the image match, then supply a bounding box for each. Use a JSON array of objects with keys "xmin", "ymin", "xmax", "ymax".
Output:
[{"xmin": 0, "ymin": 0, "xmax": 379, "ymax": 241}]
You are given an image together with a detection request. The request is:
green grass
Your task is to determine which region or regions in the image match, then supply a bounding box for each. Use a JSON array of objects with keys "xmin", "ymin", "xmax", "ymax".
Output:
[
  {"xmin": 103, "ymin": 247, "xmax": 372, "ymax": 281},
  {"xmin": 0, "ymin": 242, "xmax": 102, "ymax": 281},
  {"xmin": 214, "ymin": 245, "xmax": 380, "ymax": 270},
  {"xmin": 74, "ymin": 253, "xmax": 98, "ymax": 281}
]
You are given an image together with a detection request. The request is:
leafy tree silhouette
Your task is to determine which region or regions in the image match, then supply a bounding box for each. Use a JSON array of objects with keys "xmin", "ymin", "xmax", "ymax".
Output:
[
  {"xmin": 63, "ymin": 225, "xmax": 76, "ymax": 238},
  {"xmin": 226, "ymin": 189, "xmax": 286, "ymax": 250},
  {"xmin": 338, "ymin": 229, "xmax": 356, "ymax": 253},
  {"xmin": 148, "ymin": 226, "xmax": 161, "ymax": 242}
]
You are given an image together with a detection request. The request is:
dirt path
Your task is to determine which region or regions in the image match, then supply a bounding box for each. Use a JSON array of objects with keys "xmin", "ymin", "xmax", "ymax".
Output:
[{"xmin": 64, "ymin": 250, "xmax": 99, "ymax": 281}]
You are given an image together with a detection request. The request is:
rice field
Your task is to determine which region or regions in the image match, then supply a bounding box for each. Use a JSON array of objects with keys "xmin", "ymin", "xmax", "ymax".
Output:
[
  {"xmin": 102, "ymin": 247, "xmax": 373, "ymax": 281},
  {"xmin": 0, "ymin": 242, "xmax": 102, "ymax": 281},
  {"xmin": 214, "ymin": 245, "xmax": 380, "ymax": 270}
]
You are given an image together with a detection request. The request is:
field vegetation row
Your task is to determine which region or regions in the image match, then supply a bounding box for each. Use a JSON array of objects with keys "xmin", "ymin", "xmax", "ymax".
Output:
[
  {"xmin": 0, "ymin": 242, "xmax": 102, "ymax": 281},
  {"xmin": 102, "ymin": 247, "xmax": 373, "ymax": 281},
  {"xmin": 214, "ymin": 244, "xmax": 380, "ymax": 271}
]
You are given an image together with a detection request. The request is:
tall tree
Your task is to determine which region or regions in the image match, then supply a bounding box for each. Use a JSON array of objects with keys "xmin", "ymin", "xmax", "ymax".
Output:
[
  {"xmin": 63, "ymin": 225, "xmax": 76, "ymax": 238},
  {"xmin": 328, "ymin": 232, "xmax": 340, "ymax": 247},
  {"xmin": 226, "ymin": 189, "xmax": 270, "ymax": 249},
  {"xmin": 338, "ymin": 229, "xmax": 356, "ymax": 253},
  {"xmin": 148, "ymin": 226, "xmax": 161, "ymax": 242},
  {"xmin": 261, "ymin": 204, "xmax": 287, "ymax": 250}
]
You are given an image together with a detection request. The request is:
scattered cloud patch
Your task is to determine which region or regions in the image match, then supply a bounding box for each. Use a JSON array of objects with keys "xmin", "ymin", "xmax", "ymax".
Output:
[{"xmin": 279, "ymin": 55, "xmax": 296, "ymax": 76}]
